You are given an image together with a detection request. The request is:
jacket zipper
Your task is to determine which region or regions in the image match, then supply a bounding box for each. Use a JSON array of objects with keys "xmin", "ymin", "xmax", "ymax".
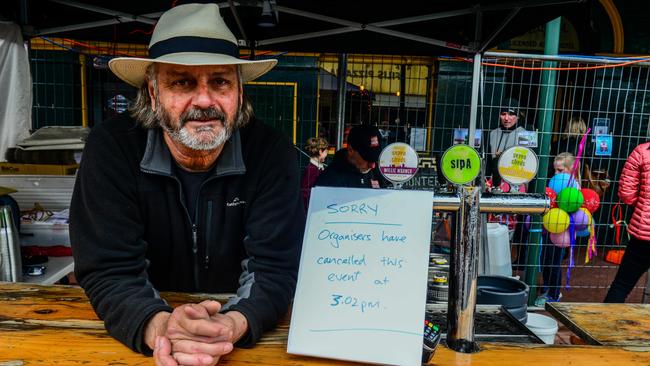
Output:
[
  {"xmin": 205, "ymin": 201, "xmax": 213, "ymax": 269},
  {"xmin": 179, "ymin": 176, "xmax": 201, "ymax": 290},
  {"xmin": 186, "ymin": 187, "xmax": 201, "ymax": 290},
  {"xmin": 142, "ymin": 168, "xmax": 201, "ymax": 290},
  {"xmin": 193, "ymin": 177, "xmax": 221, "ymax": 273},
  {"xmin": 141, "ymin": 167, "xmax": 239, "ymax": 289},
  {"xmin": 192, "ymin": 224, "xmax": 198, "ymax": 253}
]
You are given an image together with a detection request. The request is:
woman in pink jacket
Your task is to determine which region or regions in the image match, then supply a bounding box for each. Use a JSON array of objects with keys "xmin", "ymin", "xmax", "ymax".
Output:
[{"xmin": 604, "ymin": 142, "xmax": 650, "ymax": 302}]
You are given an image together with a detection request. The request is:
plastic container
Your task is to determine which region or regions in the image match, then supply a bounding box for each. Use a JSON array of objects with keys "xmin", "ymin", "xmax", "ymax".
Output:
[
  {"xmin": 429, "ymin": 253, "xmax": 450, "ymax": 271},
  {"xmin": 485, "ymin": 223, "xmax": 512, "ymax": 276},
  {"xmin": 525, "ymin": 312, "xmax": 558, "ymax": 344},
  {"xmin": 428, "ymin": 267, "xmax": 449, "ymax": 303},
  {"xmin": 477, "ymin": 275, "xmax": 529, "ymax": 324}
]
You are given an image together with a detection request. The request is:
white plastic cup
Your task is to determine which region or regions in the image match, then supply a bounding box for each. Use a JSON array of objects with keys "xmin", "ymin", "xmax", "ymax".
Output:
[
  {"xmin": 485, "ymin": 223, "xmax": 512, "ymax": 276},
  {"xmin": 525, "ymin": 312, "xmax": 558, "ymax": 344}
]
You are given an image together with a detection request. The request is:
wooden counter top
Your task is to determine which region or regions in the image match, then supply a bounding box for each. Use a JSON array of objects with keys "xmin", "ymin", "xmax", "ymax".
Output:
[
  {"xmin": 546, "ymin": 302, "xmax": 650, "ymax": 346},
  {"xmin": 1, "ymin": 282, "xmax": 649, "ymax": 366}
]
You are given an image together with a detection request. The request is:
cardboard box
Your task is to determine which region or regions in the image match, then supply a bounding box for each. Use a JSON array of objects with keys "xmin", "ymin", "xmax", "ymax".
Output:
[{"xmin": 0, "ymin": 163, "xmax": 78, "ymax": 175}]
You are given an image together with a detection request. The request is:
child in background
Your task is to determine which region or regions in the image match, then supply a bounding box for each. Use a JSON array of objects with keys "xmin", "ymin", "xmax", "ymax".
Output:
[
  {"xmin": 554, "ymin": 151, "xmax": 580, "ymax": 181},
  {"xmin": 301, "ymin": 137, "xmax": 328, "ymax": 210},
  {"xmin": 536, "ymin": 152, "xmax": 577, "ymax": 306}
]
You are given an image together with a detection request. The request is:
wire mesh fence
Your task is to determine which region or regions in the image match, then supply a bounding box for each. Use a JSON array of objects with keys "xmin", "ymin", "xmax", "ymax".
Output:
[
  {"xmin": 30, "ymin": 49, "xmax": 82, "ymax": 130},
  {"xmin": 476, "ymin": 53, "xmax": 650, "ymax": 304},
  {"xmin": 314, "ymin": 52, "xmax": 650, "ymax": 304},
  {"xmin": 25, "ymin": 36, "xmax": 650, "ymax": 303}
]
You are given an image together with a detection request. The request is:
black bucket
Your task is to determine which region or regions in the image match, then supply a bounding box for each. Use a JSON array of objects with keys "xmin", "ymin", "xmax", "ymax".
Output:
[{"xmin": 476, "ymin": 275, "xmax": 529, "ymax": 324}]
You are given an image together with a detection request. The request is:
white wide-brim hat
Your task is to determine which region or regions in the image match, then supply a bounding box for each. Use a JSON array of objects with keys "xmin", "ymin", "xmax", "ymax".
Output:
[{"xmin": 109, "ymin": 3, "xmax": 277, "ymax": 87}]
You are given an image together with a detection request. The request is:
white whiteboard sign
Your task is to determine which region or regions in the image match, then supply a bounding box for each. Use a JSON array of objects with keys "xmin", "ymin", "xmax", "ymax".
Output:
[{"xmin": 288, "ymin": 187, "xmax": 433, "ymax": 366}]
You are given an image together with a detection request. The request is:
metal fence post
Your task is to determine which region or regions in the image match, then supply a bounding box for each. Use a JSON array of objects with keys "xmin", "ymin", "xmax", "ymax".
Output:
[
  {"xmin": 335, "ymin": 54, "xmax": 347, "ymax": 150},
  {"xmin": 525, "ymin": 17, "xmax": 561, "ymax": 304}
]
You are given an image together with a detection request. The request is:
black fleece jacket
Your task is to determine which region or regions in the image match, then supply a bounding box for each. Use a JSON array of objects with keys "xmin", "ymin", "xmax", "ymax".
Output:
[
  {"xmin": 70, "ymin": 115, "xmax": 305, "ymax": 354},
  {"xmin": 315, "ymin": 148, "xmax": 388, "ymax": 188}
]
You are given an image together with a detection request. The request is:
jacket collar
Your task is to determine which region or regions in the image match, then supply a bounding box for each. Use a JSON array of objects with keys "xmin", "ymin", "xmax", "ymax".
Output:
[{"xmin": 139, "ymin": 127, "xmax": 246, "ymax": 177}]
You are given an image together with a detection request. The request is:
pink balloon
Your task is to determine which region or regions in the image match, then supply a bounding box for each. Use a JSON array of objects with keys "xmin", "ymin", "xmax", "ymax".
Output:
[{"xmin": 549, "ymin": 230, "xmax": 572, "ymax": 248}]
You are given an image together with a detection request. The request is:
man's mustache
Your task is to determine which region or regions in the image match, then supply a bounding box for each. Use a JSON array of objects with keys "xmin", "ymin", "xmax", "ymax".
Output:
[{"xmin": 180, "ymin": 107, "xmax": 226, "ymax": 125}]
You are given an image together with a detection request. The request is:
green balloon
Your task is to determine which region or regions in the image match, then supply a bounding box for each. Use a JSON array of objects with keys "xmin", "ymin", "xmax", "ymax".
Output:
[{"xmin": 557, "ymin": 187, "xmax": 584, "ymax": 213}]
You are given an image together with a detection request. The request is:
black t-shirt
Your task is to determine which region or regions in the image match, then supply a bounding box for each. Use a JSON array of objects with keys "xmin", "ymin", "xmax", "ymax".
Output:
[{"xmin": 174, "ymin": 163, "xmax": 214, "ymax": 223}]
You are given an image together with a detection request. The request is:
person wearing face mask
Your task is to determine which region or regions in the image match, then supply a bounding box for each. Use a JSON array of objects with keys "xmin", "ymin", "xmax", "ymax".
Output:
[
  {"xmin": 487, "ymin": 98, "xmax": 527, "ymax": 187},
  {"xmin": 315, "ymin": 125, "xmax": 388, "ymax": 189}
]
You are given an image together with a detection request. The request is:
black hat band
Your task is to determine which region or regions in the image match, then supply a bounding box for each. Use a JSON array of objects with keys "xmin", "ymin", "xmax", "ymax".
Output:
[{"xmin": 149, "ymin": 36, "xmax": 239, "ymax": 59}]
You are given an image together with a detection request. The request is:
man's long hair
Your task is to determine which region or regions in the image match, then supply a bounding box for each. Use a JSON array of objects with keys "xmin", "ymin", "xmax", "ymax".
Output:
[{"xmin": 128, "ymin": 64, "xmax": 254, "ymax": 129}]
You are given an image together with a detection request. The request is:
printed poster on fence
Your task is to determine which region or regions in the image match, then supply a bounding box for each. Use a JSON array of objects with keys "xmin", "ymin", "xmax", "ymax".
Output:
[
  {"xmin": 453, "ymin": 128, "xmax": 482, "ymax": 147},
  {"xmin": 595, "ymin": 134, "xmax": 612, "ymax": 156},
  {"xmin": 288, "ymin": 187, "xmax": 433, "ymax": 366}
]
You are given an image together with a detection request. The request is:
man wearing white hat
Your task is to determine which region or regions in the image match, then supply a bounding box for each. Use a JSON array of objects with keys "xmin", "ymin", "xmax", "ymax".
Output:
[{"xmin": 69, "ymin": 3, "xmax": 304, "ymax": 365}]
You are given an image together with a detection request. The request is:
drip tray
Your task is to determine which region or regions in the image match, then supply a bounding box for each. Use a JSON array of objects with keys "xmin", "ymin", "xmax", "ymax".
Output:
[{"xmin": 425, "ymin": 304, "xmax": 544, "ymax": 344}]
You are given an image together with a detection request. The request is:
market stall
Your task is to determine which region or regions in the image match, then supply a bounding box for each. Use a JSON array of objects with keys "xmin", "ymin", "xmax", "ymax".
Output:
[{"xmin": 1, "ymin": 282, "xmax": 649, "ymax": 366}]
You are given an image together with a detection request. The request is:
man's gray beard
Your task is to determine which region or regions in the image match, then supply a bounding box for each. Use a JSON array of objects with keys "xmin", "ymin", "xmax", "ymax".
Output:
[{"xmin": 156, "ymin": 101, "xmax": 238, "ymax": 151}]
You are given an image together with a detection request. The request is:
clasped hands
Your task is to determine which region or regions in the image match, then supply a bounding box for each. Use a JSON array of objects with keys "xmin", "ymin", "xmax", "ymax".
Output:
[{"xmin": 146, "ymin": 300, "xmax": 248, "ymax": 366}]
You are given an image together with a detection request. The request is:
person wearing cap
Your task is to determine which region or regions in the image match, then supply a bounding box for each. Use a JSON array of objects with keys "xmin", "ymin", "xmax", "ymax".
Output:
[
  {"xmin": 487, "ymin": 98, "xmax": 531, "ymax": 270},
  {"xmin": 487, "ymin": 98, "xmax": 527, "ymax": 186},
  {"xmin": 315, "ymin": 125, "xmax": 388, "ymax": 189},
  {"xmin": 69, "ymin": 3, "xmax": 304, "ymax": 365}
]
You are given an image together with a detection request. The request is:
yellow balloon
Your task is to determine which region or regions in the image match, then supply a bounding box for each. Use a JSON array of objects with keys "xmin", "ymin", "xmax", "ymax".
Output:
[{"xmin": 543, "ymin": 208, "xmax": 570, "ymax": 233}]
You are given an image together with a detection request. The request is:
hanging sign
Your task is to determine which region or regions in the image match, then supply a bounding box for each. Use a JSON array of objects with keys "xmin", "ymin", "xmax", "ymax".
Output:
[
  {"xmin": 440, "ymin": 144, "xmax": 481, "ymax": 185},
  {"xmin": 594, "ymin": 134, "xmax": 612, "ymax": 156},
  {"xmin": 378, "ymin": 143, "xmax": 419, "ymax": 184},
  {"xmin": 497, "ymin": 146, "xmax": 539, "ymax": 185},
  {"xmin": 288, "ymin": 187, "xmax": 433, "ymax": 365}
]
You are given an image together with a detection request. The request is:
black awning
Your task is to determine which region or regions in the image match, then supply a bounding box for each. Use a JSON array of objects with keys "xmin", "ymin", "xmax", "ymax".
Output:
[{"xmin": 2, "ymin": 0, "xmax": 591, "ymax": 56}]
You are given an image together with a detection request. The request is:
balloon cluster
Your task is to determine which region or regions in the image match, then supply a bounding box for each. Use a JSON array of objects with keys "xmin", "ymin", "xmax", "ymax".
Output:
[{"xmin": 542, "ymin": 173, "xmax": 600, "ymax": 248}]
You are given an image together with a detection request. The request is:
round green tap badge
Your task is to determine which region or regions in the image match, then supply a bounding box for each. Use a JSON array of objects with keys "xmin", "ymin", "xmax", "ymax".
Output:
[{"xmin": 441, "ymin": 144, "xmax": 481, "ymax": 185}]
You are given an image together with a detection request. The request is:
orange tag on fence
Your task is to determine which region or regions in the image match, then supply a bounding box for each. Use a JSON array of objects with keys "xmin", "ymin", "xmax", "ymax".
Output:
[{"xmin": 605, "ymin": 249, "xmax": 625, "ymax": 265}]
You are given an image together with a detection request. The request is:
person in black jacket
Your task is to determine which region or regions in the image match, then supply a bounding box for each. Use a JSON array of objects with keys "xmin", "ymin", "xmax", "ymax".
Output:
[
  {"xmin": 487, "ymin": 98, "xmax": 528, "ymax": 186},
  {"xmin": 69, "ymin": 4, "xmax": 304, "ymax": 366},
  {"xmin": 315, "ymin": 125, "xmax": 388, "ymax": 189}
]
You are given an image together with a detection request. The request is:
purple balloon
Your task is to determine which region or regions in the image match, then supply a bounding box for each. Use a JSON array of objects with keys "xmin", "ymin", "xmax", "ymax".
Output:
[
  {"xmin": 550, "ymin": 230, "xmax": 572, "ymax": 248},
  {"xmin": 571, "ymin": 210, "xmax": 590, "ymax": 232}
]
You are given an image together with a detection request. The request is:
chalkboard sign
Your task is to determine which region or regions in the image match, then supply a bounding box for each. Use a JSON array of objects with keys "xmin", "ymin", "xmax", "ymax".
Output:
[
  {"xmin": 402, "ymin": 157, "xmax": 438, "ymax": 191},
  {"xmin": 288, "ymin": 187, "xmax": 433, "ymax": 365}
]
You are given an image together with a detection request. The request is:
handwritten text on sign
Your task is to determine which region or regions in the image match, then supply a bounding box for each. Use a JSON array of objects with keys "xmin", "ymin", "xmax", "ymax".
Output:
[{"xmin": 288, "ymin": 187, "xmax": 433, "ymax": 366}]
